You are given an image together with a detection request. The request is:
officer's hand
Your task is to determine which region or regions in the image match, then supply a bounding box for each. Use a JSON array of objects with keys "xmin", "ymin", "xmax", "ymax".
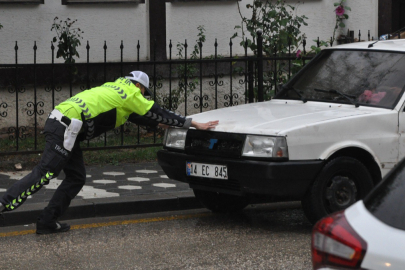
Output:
[{"xmin": 192, "ymin": 120, "xmax": 219, "ymax": 130}]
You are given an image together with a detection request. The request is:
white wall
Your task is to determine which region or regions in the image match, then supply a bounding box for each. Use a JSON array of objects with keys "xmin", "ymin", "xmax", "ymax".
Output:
[
  {"xmin": 294, "ymin": 0, "xmax": 378, "ymax": 44},
  {"xmin": 0, "ymin": 1, "xmax": 148, "ymax": 64},
  {"xmin": 166, "ymin": 1, "xmax": 250, "ymax": 58},
  {"xmin": 166, "ymin": 0, "xmax": 379, "ymax": 57},
  {"xmin": 0, "ymin": 0, "xmax": 378, "ymax": 64}
]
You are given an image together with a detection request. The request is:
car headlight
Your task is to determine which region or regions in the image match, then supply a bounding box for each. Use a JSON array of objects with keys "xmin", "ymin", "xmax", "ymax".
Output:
[
  {"xmin": 164, "ymin": 128, "xmax": 188, "ymax": 150},
  {"xmin": 242, "ymin": 135, "xmax": 288, "ymax": 158}
]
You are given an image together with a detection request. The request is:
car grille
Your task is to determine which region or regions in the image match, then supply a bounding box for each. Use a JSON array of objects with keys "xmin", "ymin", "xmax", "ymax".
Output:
[{"xmin": 185, "ymin": 130, "xmax": 245, "ymax": 158}]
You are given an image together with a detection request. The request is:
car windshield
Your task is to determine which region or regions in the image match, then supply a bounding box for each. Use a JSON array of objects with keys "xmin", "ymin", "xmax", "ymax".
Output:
[
  {"xmin": 276, "ymin": 50, "xmax": 405, "ymax": 109},
  {"xmin": 364, "ymin": 158, "xmax": 405, "ymax": 231}
]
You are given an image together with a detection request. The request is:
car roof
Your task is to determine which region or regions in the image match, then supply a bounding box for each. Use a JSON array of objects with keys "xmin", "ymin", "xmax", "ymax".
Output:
[{"xmin": 325, "ymin": 39, "xmax": 405, "ymax": 52}]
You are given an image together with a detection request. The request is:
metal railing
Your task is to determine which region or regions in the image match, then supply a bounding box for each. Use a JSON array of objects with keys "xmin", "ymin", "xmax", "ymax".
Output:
[{"xmin": 0, "ymin": 30, "xmax": 371, "ymax": 156}]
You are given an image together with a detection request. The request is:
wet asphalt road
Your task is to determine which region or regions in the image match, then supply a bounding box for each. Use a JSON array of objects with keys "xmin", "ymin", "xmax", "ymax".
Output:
[{"xmin": 0, "ymin": 202, "xmax": 313, "ymax": 270}]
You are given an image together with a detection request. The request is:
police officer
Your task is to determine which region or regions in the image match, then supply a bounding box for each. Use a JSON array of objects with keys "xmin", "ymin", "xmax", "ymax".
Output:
[{"xmin": 0, "ymin": 71, "xmax": 218, "ymax": 234}]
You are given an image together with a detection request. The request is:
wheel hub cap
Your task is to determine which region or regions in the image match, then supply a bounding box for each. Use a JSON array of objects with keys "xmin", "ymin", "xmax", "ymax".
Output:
[{"xmin": 326, "ymin": 176, "xmax": 357, "ymax": 211}]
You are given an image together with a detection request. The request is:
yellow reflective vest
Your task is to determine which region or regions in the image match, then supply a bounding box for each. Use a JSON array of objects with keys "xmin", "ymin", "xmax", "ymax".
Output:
[{"xmin": 56, "ymin": 77, "xmax": 154, "ymax": 139}]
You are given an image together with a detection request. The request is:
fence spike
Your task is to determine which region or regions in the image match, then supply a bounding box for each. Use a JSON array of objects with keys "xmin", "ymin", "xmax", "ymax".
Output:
[
  {"xmin": 215, "ymin": 38, "xmax": 218, "ymax": 58},
  {"xmin": 169, "ymin": 39, "xmax": 172, "ymax": 60},
  {"xmin": 229, "ymin": 38, "xmax": 232, "ymax": 58},
  {"xmin": 120, "ymin": 40, "xmax": 124, "ymax": 77},
  {"xmin": 257, "ymin": 30, "xmax": 263, "ymax": 102}
]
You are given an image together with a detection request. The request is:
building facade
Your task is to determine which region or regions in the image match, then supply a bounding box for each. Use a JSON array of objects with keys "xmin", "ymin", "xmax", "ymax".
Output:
[{"xmin": 0, "ymin": 0, "xmax": 378, "ymax": 64}]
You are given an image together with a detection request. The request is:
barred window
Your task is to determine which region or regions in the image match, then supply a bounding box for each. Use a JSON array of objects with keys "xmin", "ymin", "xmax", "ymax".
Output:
[
  {"xmin": 62, "ymin": 0, "xmax": 144, "ymax": 4},
  {"xmin": 0, "ymin": 0, "xmax": 44, "ymax": 3}
]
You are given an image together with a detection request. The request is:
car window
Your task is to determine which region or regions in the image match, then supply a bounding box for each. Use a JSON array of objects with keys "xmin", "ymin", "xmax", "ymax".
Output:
[
  {"xmin": 277, "ymin": 50, "xmax": 405, "ymax": 109},
  {"xmin": 364, "ymin": 158, "xmax": 405, "ymax": 231}
]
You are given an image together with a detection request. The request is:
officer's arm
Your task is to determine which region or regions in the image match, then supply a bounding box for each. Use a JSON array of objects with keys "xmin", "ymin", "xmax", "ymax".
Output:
[
  {"xmin": 128, "ymin": 113, "xmax": 159, "ymax": 128},
  {"xmin": 142, "ymin": 103, "xmax": 192, "ymax": 128},
  {"xmin": 127, "ymin": 91, "xmax": 217, "ymax": 130}
]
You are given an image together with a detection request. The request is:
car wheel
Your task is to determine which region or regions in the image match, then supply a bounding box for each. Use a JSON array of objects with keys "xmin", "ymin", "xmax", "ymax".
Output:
[
  {"xmin": 302, "ymin": 156, "xmax": 374, "ymax": 224},
  {"xmin": 193, "ymin": 189, "xmax": 250, "ymax": 213}
]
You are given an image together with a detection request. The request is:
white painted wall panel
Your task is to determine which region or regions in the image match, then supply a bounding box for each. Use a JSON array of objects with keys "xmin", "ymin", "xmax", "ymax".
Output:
[
  {"xmin": 0, "ymin": 1, "xmax": 148, "ymax": 64},
  {"xmin": 166, "ymin": 0, "xmax": 378, "ymax": 57},
  {"xmin": 0, "ymin": 0, "xmax": 378, "ymax": 64},
  {"xmin": 166, "ymin": 1, "xmax": 251, "ymax": 57}
]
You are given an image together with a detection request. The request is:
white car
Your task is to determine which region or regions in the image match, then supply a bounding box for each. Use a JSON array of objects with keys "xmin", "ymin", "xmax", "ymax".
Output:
[
  {"xmin": 158, "ymin": 39, "xmax": 405, "ymax": 223},
  {"xmin": 311, "ymin": 157, "xmax": 405, "ymax": 270}
]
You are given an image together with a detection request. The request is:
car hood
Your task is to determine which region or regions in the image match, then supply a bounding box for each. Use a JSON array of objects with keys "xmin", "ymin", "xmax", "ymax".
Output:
[{"xmin": 190, "ymin": 99, "xmax": 390, "ymax": 135}]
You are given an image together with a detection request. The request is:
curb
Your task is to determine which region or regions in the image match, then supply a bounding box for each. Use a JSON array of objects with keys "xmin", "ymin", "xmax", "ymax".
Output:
[{"xmin": 0, "ymin": 191, "xmax": 203, "ymax": 227}]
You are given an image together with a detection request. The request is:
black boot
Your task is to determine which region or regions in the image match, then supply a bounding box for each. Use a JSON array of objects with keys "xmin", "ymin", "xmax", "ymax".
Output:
[{"xmin": 36, "ymin": 220, "xmax": 70, "ymax": 235}]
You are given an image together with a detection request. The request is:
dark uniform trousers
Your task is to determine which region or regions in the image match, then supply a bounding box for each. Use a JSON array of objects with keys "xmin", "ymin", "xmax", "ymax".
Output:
[{"xmin": 0, "ymin": 118, "xmax": 86, "ymax": 224}]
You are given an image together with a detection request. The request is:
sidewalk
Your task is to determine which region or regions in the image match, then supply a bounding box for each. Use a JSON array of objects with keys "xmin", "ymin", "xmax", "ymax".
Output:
[{"xmin": 0, "ymin": 162, "xmax": 202, "ymax": 227}]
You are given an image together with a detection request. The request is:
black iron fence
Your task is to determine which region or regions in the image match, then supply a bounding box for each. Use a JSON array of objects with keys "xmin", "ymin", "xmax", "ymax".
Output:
[{"xmin": 0, "ymin": 30, "xmax": 371, "ymax": 156}]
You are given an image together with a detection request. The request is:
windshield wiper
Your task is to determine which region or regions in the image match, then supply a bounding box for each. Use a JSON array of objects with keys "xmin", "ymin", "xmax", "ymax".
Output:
[
  {"xmin": 368, "ymin": 40, "xmax": 379, "ymax": 48},
  {"xmin": 283, "ymin": 86, "xmax": 307, "ymax": 103},
  {"xmin": 314, "ymin": 88, "xmax": 359, "ymax": 107}
]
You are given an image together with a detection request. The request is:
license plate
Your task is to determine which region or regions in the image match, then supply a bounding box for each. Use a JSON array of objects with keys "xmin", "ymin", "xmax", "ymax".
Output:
[{"xmin": 186, "ymin": 162, "xmax": 228, "ymax": 179}]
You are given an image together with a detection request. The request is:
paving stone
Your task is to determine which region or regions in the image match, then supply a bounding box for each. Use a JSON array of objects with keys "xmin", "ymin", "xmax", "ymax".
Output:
[
  {"xmin": 93, "ymin": 180, "xmax": 117, "ymax": 184},
  {"xmin": 0, "ymin": 162, "xmax": 194, "ymax": 216},
  {"xmin": 103, "ymin": 172, "xmax": 126, "ymax": 176},
  {"xmin": 135, "ymin": 169, "xmax": 158, "ymax": 174},
  {"xmin": 118, "ymin": 185, "xmax": 142, "ymax": 190},
  {"xmin": 127, "ymin": 177, "xmax": 150, "ymax": 182},
  {"xmin": 153, "ymin": 183, "xmax": 176, "ymax": 188}
]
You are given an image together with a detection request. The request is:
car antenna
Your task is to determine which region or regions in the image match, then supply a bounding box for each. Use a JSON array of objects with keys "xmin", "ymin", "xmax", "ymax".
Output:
[{"xmin": 368, "ymin": 40, "xmax": 379, "ymax": 48}]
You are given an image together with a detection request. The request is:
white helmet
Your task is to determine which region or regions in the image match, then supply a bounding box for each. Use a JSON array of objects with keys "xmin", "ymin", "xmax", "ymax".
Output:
[{"xmin": 126, "ymin": 71, "xmax": 152, "ymax": 96}]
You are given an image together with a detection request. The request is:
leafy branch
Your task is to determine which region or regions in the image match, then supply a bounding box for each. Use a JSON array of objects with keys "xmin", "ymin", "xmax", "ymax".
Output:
[
  {"xmin": 332, "ymin": 0, "xmax": 351, "ymax": 45},
  {"xmin": 51, "ymin": 17, "xmax": 84, "ymax": 64},
  {"xmin": 232, "ymin": 0, "xmax": 309, "ymax": 100},
  {"xmin": 232, "ymin": 0, "xmax": 308, "ymax": 56}
]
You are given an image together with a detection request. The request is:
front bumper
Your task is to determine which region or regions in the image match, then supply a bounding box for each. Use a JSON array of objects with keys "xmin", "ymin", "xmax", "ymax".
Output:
[{"xmin": 157, "ymin": 150, "xmax": 325, "ymax": 199}]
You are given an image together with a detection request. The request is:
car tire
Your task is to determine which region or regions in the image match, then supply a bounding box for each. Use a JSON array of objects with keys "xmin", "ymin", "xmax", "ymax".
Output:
[
  {"xmin": 302, "ymin": 156, "xmax": 374, "ymax": 224},
  {"xmin": 193, "ymin": 189, "xmax": 250, "ymax": 213}
]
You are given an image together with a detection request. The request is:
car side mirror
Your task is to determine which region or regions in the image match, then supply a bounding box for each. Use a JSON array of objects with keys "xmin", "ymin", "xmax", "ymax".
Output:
[{"xmin": 277, "ymin": 84, "xmax": 284, "ymax": 93}]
